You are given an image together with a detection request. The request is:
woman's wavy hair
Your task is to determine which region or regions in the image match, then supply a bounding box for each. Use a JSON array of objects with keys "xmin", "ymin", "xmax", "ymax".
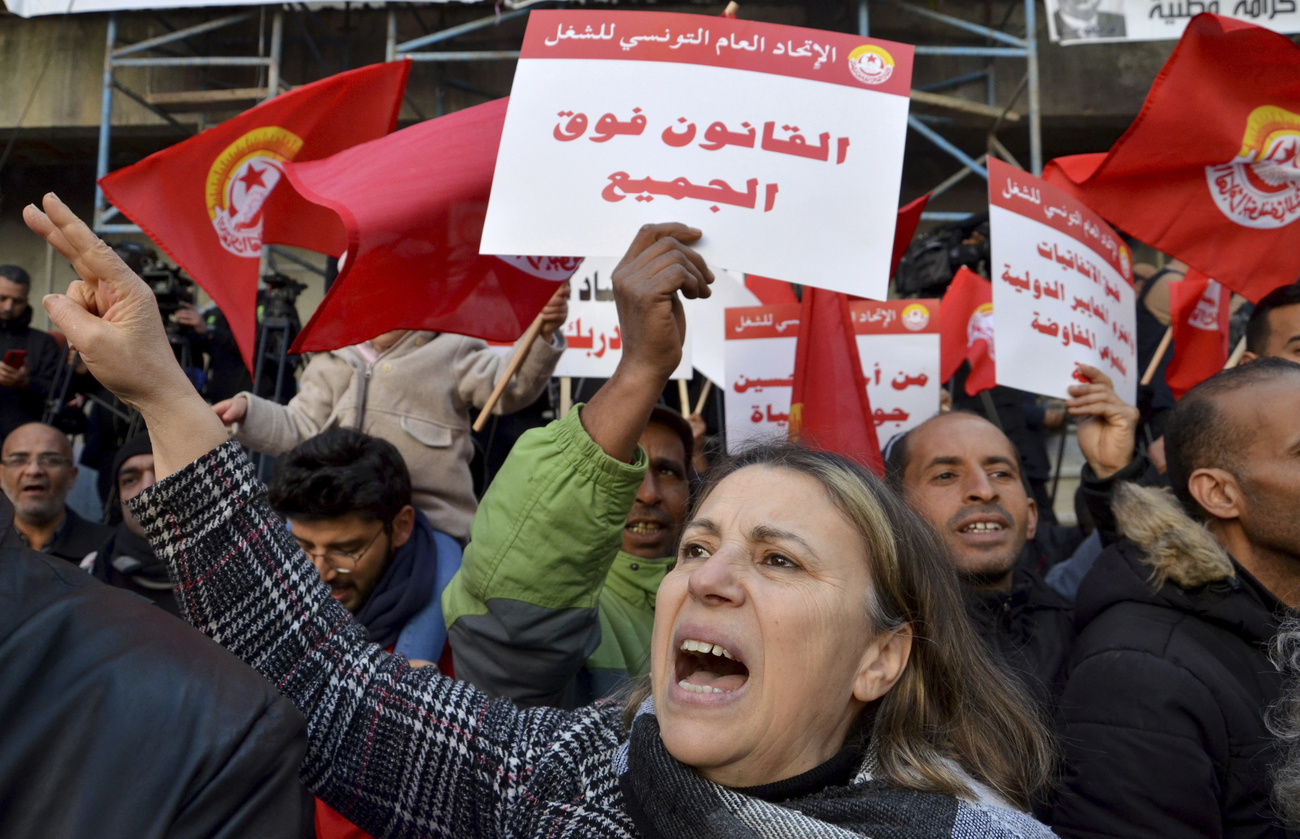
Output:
[
  {"xmin": 1269, "ymin": 613, "xmax": 1300, "ymax": 827},
  {"xmin": 625, "ymin": 441, "xmax": 1055, "ymax": 810}
]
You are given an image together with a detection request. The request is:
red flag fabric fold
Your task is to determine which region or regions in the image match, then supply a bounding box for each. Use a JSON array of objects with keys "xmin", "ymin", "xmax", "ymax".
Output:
[
  {"xmin": 1166, "ymin": 268, "xmax": 1232, "ymax": 399},
  {"xmin": 788, "ymin": 287, "xmax": 883, "ymax": 474},
  {"xmin": 891, "ymin": 193, "xmax": 931, "ymax": 277},
  {"xmin": 286, "ymin": 98, "xmax": 579, "ymax": 354},
  {"xmin": 98, "ymin": 61, "xmax": 410, "ymax": 370},
  {"xmin": 1042, "ymin": 13, "xmax": 1300, "ymax": 303},
  {"xmin": 939, "ymin": 267, "xmax": 996, "ymax": 396}
]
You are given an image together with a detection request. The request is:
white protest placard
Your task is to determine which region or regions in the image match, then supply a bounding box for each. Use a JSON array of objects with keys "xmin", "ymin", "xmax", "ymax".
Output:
[
  {"xmin": 554, "ymin": 257, "xmax": 693, "ymax": 380},
  {"xmin": 724, "ymin": 304, "xmax": 800, "ymax": 452},
  {"xmin": 988, "ymin": 158, "xmax": 1138, "ymax": 404},
  {"xmin": 481, "ymin": 9, "xmax": 913, "ymax": 302},
  {"xmin": 1045, "ymin": 0, "xmax": 1300, "ymax": 44},
  {"xmin": 849, "ymin": 299, "xmax": 942, "ymax": 441}
]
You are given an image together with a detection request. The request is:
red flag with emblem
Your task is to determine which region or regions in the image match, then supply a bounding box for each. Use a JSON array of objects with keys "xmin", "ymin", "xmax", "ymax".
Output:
[
  {"xmin": 939, "ymin": 267, "xmax": 996, "ymax": 396},
  {"xmin": 283, "ymin": 98, "xmax": 579, "ymax": 354},
  {"xmin": 98, "ymin": 61, "xmax": 410, "ymax": 371},
  {"xmin": 1042, "ymin": 14, "xmax": 1300, "ymax": 304},
  {"xmin": 1166, "ymin": 268, "xmax": 1233, "ymax": 399},
  {"xmin": 788, "ymin": 287, "xmax": 883, "ymax": 474}
]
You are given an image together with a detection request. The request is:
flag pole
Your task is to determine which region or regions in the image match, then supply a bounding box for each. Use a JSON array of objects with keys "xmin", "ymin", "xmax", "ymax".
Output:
[
  {"xmin": 693, "ymin": 379, "xmax": 712, "ymax": 415},
  {"xmin": 1140, "ymin": 327, "xmax": 1173, "ymax": 386},
  {"xmin": 559, "ymin": 376, "xmax": 572, "ymax": 419},
  {"xmin": 473, "ymin": 313, "xmax": 545, "ymax": 432},
  {"xmin": 1223, "ymin": 335, "xmax": 1248, "ymax": 369},
  {"xmin": 678, "ymin": 379, "xmax": 691, "ymax": 416}
]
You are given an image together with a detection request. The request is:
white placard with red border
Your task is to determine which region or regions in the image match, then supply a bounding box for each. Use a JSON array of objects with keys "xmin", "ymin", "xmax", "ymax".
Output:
[
  {"xmin": 725, "ymin": 304, "xmax": 800, "ymax": 452},
  {"xmin": 850, "ymin": 299, "xmax": 941, "ymax": 441},
  {"xmin": 988, "ymin": 159, "xmax": 1138, "ymax": 404},
  {"xmin": 554, "ymin": 257, "xmax": 694, "ymax": 380},
  {"xmin": 481, "ymin": 9, "xmax": 914, "ymax": 302}
]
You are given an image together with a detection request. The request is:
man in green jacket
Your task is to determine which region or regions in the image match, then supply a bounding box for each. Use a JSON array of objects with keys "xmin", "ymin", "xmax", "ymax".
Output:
[{"xmin": 443, "ymin": 230, "xmax": 701, "ymax": 710}]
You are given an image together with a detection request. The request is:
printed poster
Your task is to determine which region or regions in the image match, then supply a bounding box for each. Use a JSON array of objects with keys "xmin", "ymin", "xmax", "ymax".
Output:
[
  {"xmin": 988, "ymin": 158, "xmax": 1138, "ymax": 403},
  {"xmin": 724, "ymin": 304, "xmax": 800, "ymax": 452},
  {"xmin": 481, "ymin": 9, "xmax": 913, "ymax": 301},
  {"xmin": 849, "ymin": 299, "xmax": 941, "ymax": 441},
  {"xmin": 1045, "ymin": 0, "xmax": 1300, "ymax": 44}
]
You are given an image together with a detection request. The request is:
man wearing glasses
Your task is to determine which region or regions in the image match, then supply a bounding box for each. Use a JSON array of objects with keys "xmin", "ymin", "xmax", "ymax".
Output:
[
  {"xmin": 0, "ymin": 422, "xmax": 110, "ymax": 563},
  {"xmin": 267, "ymin": 428, "xmax": 463, "ymax": 839}
]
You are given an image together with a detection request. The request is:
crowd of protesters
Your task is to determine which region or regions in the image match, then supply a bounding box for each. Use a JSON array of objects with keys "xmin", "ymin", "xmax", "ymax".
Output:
[{"xmin": 5, "ymin": 190, "xmax": 1300, "ymax": 839}]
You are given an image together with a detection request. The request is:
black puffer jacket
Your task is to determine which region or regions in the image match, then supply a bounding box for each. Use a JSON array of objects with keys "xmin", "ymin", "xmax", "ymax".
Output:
[
  {"xmin": 0, "ymin": 496, "xmax": 311, "ymax": 839},
  {"xmin": 966, "ymin": 564, "xmax": 1075, "ymax": 706},
  {"xmin": 1051, "ymin": 483, "xmax": 1291, "ymax": 839}
]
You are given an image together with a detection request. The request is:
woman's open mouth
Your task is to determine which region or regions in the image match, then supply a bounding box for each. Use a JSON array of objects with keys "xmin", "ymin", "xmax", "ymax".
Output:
[{"xmin": 675, "ymin": 638, "xmax": 750, "ymax": 694}]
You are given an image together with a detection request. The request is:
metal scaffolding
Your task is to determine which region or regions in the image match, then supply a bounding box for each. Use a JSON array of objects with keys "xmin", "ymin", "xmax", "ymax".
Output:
[{"xmin": 93, "ymin": 8, "xmax": 284, "ymax": 236}]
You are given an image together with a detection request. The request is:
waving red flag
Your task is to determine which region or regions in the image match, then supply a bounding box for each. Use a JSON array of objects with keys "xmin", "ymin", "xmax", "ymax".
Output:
[
  {"xmin": 99, "ymin": 62, "xmax": 410, "ymax": 370},
  {"xmin": 284, "ymin": 98, "xmax": 578, "ymax": 354},
  {"xmin": 788, "ymin": 287, "xmax": 883, "ymax": 474},
  {"xmin": 1042, "ymin": 14, "xmax": 1300, "ymax": 303},
  {"xmin": 1166, "ymin": 269, "xmax": 1232, "ymax": 399},
  {"xmin": 939, "ymin": 267, "xmax": 995, "ymax": 396}
]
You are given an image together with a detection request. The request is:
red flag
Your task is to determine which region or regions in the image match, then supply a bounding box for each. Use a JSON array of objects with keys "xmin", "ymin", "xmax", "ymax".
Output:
[
  {"xmin": 744, "ymin": 274, "xmax": 799, "ymax": 305},
  {"xmin": 939, "ymin": 267, "xmax": 995, "ymax": 396},
  {"xmin": 891, "ymin": 193, "xmax": 931, "ymax": 277},
  {"xmin": 99, "ymin": 62, "xmax": 410, "ymax": 370},
  {"xmin": 1165, "ymin": 268, "xmax": 1232, "ymax": 399},
  {"xmin": 1042, "ymin": 14, "xmax": 1300, "ymax": 303},
  {"xmin": 285, "ymin": 98, "xmax": 579, "ymax": 354},
  {"xmin": 788, "ymin": 287, "xmax": 883, "ymax": 474}
]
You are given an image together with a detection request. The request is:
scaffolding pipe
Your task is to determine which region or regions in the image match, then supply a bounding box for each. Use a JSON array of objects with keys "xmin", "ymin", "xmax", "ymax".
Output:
[
  {"xmin": 386, "ymin": 9, "xmax": 397, "ymax": 61},
  {"xmin": 396, "ymin": 7, "xmax": 530, "ymax": 54},
  {"xmin": 113, "ymin": 56, "xmax": 274, "ymax": 67},
  {"xmin": 914, "ymin": 45, "xmax": 1025, "ymax": 57},
  {"xmin": 908, "ymin": 114, "xmax": 989, "ymax": 179},
  {"xmin": 405, "ymin": 50, "xmax": 521, "ymax": 61},
  {"xmin": 858, "ymin": 0, "xmax": 869, "ymax": 37},
  {"xmin": 267, "ymin": 10, "xmax": 283, "ymax": 101},
  {"xmin": 113, "ymin": 12, "xmax": 253, "ymax": 58},
  {"xmin": 884, "ymin": 0, "xmax": 1027, "ymax": 47},
  {"xmin": 1025, "ymin": 0, "xmax": 1042, "ymax": 174},
  {"xmin": 94, "ymin": 14, "xmax": 117, "ymax": 232}
]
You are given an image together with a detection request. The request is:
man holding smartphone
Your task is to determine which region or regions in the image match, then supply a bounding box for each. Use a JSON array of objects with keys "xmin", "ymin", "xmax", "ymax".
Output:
[{"xmin": 0, "ymin": 266, "xmax": 60, "ymax": 441}]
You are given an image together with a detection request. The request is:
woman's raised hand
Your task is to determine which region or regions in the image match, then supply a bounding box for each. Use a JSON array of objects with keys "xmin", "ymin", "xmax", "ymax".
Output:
[{"xmin": 24, "ymin": 192, "xmax": 226, "ymax": 478}]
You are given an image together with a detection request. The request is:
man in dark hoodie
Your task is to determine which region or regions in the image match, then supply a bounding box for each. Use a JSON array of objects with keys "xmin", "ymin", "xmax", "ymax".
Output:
[
  {"xmin": 88, "ymin": 433, "xmax": 180, "ymax": 614},
  {"xmin": 0, "ymin": 265, "xmax": 61, "ymax": 440},
  {"xmin": 1051, "ymin": 357, "xmax": 1300, "ymax": 839}
]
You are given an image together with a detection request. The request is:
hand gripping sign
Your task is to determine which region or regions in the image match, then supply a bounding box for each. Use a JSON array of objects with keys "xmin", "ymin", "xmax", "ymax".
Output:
[
  {"xmin": 988, "ymin": 158, "xmax": 1138, "ymax": 404},
  {"xmin": 481, "ymin": 10, "xmax": 913, "ymax": 302}
]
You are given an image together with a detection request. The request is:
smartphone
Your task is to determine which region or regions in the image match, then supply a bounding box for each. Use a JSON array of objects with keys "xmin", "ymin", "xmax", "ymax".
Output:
[{"xmin": 3, "ymin": 350, "xmax": 27, "ymax": 370}]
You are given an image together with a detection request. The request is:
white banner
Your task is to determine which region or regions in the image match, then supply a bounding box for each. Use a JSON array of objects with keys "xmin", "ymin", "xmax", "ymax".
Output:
[
  {"xmin": 481, "ymin": 9, "xmax": 914, "ymax": 302},
  {"xmin": 724, "ymin": 304, "xmax": 799, "ymax": 452},
  {"xmin": 988, "ymin": 159, "xmax": 1138, "ymax": 403},
  {"xmin": 849, "ymin": 299, "xmax": 941, "ymax": 442},
  {"xmin": 554, "ymin": 257, "xmax": 693, "ymax": 380},
  {"xmin": 3, "ymin": 0, "xmax": 468, "ymax": 18},
  {"xmin": 1045, "ymin": 0, "xmax": 1300, "ymax": 44}
]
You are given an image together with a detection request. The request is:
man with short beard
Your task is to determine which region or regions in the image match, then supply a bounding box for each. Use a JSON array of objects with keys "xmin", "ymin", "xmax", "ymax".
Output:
[
  {"xmin": 445, "ymin": 405, "xmax": 694, "ymax": 708},
  {"xmin": 886, "ymin": 365, "xmax": 1139, "ymax": 703},
  {"xmin": 0, "ymin": 422, "xmax": 109, "ymax": 562},
  {"xmin": 1051, "ymin": 358, "xmax": 1300, "ymax": 839}
]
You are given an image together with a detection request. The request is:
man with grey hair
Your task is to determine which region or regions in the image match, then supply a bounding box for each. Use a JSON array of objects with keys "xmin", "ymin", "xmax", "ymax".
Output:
[{"xmin": 0, "ymin": 421, "xmax": 109, "ymax": 563}]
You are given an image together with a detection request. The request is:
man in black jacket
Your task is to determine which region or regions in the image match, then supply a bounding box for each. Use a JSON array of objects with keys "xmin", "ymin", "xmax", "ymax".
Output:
[
  {"xmin": 0, "ymin": 489, "xmax": 311, "ymax": 838},
  {"xmin": 1051, "ymin": 357, "xmax": 1300, "ymax": 839},
  {"xmin": 0, "ymin": 266, "xmax": 61, "ymax": 441},
  {"xmin": 1, "ymin": 421, "xmax": 110, "ymax": 562},
  {"xmin": 886, "ymin": 365, "xmax": 1138, "ymax": 704}
]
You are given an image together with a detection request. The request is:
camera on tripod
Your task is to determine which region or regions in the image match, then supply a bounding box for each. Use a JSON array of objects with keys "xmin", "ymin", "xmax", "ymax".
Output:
[{"xmin": 258, "ymin": 272, "xmax": 308, "ymax": 324}]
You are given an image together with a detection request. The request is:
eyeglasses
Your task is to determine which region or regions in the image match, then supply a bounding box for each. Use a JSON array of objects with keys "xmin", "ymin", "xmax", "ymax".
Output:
[
  {"xmin": 297, "ymin": 525, "xmax": 386, "ymax": 574},
  {"xmin": 1, "ymin": 453, "xmax": 72, "ymax": 469}
]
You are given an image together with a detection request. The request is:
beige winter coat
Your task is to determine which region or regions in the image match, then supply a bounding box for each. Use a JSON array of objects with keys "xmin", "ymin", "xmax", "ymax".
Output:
[{"xmin": 235, "ymin": 330, "xmax": 564, "ymax": 541}]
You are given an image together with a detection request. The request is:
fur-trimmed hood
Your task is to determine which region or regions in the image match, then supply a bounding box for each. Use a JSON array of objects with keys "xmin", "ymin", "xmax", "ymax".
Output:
[
  {"xmin": 1074, "ymin": 482, "xmax": 1282, "ymax": 647},
  {"xmin": 1111, "ymin": 482, "xmax": 1235, "ymax": 589}
]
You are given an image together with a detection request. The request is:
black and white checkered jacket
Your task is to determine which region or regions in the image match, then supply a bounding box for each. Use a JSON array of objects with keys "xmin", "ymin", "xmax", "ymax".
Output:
[{"xmin": 134, "ymin": 441, "xmax": 1054, "ymax": 839}]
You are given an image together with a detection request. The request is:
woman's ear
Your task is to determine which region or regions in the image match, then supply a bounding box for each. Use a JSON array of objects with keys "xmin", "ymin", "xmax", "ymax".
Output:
[{"xmin": 853, "ymin": 625, "xmax": 913, "ymax": 704}]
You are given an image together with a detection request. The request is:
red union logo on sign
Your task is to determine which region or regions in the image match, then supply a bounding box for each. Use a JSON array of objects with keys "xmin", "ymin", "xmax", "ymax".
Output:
[
  {"xmin": 1205, "ymin": 105, "xmax": 1300, "ymax": 230},
  {"xmin": 847, "ymin": 44, "xmax": 894, "ymax": 85}
]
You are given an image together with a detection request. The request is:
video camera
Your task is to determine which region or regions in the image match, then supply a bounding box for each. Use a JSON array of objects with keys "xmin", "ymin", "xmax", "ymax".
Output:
[{"xmin": 258, "ymin": 272, "xmax": 308, "ymax": 325}]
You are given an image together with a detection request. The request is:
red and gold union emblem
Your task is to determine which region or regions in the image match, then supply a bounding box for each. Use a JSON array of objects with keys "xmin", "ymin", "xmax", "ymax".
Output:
[{"xmin": 205, "ymin": 126, "xmax": 304, "ymax": 257}]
